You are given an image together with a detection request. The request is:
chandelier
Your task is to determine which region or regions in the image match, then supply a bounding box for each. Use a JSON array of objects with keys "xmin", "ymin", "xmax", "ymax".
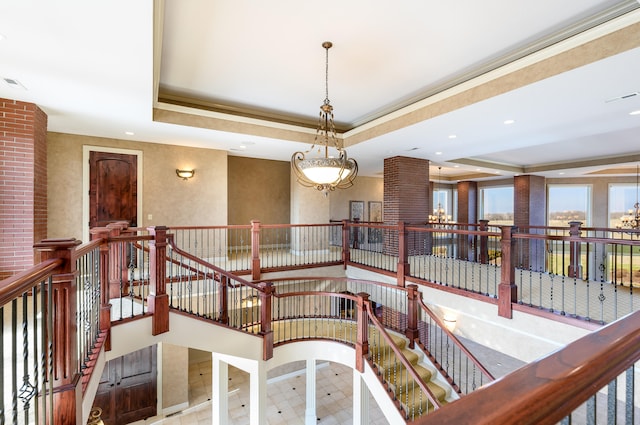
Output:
[
  {"xmin": 619, "ymin": 164, "xmax": 640, "ymax": 230},
  {"xmin": 291, "ymin": 41, "xmax": 358, "ymax": 195},
  {"xmin": 428, "ymin": 166, "xmax": 451, "ymax": 223}
]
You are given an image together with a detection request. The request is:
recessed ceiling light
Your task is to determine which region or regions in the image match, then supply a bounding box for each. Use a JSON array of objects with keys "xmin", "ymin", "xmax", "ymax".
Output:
[
  {"xmin": 503, "ymin": 119, "xmax": 515, "ymax": 125},
  {"xmin": 448, "ymin": 134, "xmax": 457, "ymax": 139},
  {"xmin": 2, "ymin": 77, "xmax": 26, "ymax": 90},
  {"xmin": 630, "ymin": 110, "xmax": 640, "ymax": 116},
  {"xmin": 453, "ymin": 165, "xmax": 460, "ymax": 168},
  {"xmin": 239, "ymin": 145, "xmax": 247, "ymax": 149},
  {"xmin": 559, "ymin": 172, "xmax": 565, "ymax": 175},
  {"xmin": 435, "ymin": 151, "xmax": 443, "ymax": 155},
  {"xmin": 124, "ymin": 131, "xmax": 134, "ymax": 136}
]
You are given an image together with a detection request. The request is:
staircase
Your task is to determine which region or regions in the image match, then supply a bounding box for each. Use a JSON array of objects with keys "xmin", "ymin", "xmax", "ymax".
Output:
[{"xmin": 368, "ymin": 331, "xmax": 453, "ymax": 421}]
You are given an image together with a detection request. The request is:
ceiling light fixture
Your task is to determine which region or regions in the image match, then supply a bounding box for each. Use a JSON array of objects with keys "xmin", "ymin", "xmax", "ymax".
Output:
[
  {"xmin": 630, "ymin": 110, "xmax": 640, "ymax": 116},
  {"xmin": 291, "ymin": 41, "xmax": 357, "ymax": 195},
  {"xmin": 618, "ymin": 164, "xmax": 640, "ymax": 231},
  {"xmin": 428, "ymin": 166, "xmax": 451, "ymax": 223},
  {"xmin": 503, "ymin": 119, "xmax": 515, "ymax": 125}
]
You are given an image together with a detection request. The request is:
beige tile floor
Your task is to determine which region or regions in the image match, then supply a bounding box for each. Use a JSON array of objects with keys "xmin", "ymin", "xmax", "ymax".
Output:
[
  {"xmin": 149, "ymin": 354, "xmax": 391, "ymax": 425},
  {"xmin": 142, "ymin": 342, "xmax": 525, "ymax": 425}
]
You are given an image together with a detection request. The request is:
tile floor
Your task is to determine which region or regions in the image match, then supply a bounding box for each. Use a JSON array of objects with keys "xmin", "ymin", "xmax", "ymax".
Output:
[
  {"xmin": 151, "ymin": 354, "xmax": 389, "ymax": 425},
  {"xmin": 141, "ymin": 343, "xmax": 524, "ymax": 425}
]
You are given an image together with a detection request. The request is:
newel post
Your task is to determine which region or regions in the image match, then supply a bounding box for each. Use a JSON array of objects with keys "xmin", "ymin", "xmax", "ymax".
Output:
[
  {"xmin": 251, "ymin": 220, "xmax": 261, "ymax": 281},
  {"xmin": 341, "ymin": 220, "xmax": 351, "ymax": 267},
  {"xmin": 397, "ymin": 221, "xmax": 410, "ymax": 287},
  {"xmin": 355, "ymin": 292, "xmax": 370, "ymax": 373},
  {"xmin": 259, "ymin": 282, "xmax": 274, "ymax": 360},
  {"xmin": 478, "ymin": 219, "xmax": 490, "ymax": 264},
  {"xmin": 148, "ymin": 226, "xmax": 169, "ymax": 335},
  {"xmin": 90, "ymin": 227, "xmax": 112, "ymax": 351},
  {"xmin": 218, "ymin": 274, "xmax": 229, "ymax": 325},
  {"xmin": 568, "ymin": 221, "xmax": 583, "ymax": 279},
  {"xmin": 34, "ymin": 238, "xmax": 83, "ymax": 425},
  {"xmin": 105, "ymin": 221, "xmax": 130, "ymax": 298},
  {"xmin": 498, "ymin": 226, "xmax": 517, "ymax": 319},
  {"xmin": 352, "ymin": 218, "xmax": 360, "ymax": 249},
  {"xmin": 405, "ymin": 284, "xmax": 419, "ymax": 349}
]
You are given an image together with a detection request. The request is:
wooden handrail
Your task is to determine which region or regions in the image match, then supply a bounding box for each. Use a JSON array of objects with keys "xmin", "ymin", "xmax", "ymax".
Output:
[
  {"xmin": 417, "ymin": 310, "xmax": 640, "ymax": 425},
  {"xmin": 0, "ymin": 258, "xmax": 62, "ymax": 306},
  {"xmin": 166, "ymin": 235, "xmax": 263, "ymax": 291},
  {"xmin": 416, "ymin": 297, "xmax": 495, "ymax": 382},
  {"xmin": 363, "ymin": 301, "xmax": 443, "ymax": 410},
  {"xmin": 73, "ymin": 238, "xmax": 104, "ymax": 259}
]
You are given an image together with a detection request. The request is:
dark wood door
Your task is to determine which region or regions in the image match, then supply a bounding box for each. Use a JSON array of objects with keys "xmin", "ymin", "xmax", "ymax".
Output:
[
  {"xmin": 93, "ymin": 345, "xmax": 157, "ymax": 424},
  {"xmin": 89, "ymin": 151, "xmax": 138, "ymax": 228}
]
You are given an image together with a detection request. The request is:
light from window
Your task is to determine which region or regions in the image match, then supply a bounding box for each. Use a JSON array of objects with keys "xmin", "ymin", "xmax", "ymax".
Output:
[
  {"xmin": 480, "ymin": 186, "xmax": 514, "ymax": 225},
  {"xmin": 609, "ymin": 184, "xmax": 638, "ymax": 228},
  {"xmin": 548, "ymin": 185, "xmax": 591, "ymax": 226}
]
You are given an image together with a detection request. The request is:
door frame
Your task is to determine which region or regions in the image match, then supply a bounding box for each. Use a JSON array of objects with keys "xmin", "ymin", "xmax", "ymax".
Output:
[{"xmin": 82, "ymin": 145, "xmax": 144, "ymax": 242}]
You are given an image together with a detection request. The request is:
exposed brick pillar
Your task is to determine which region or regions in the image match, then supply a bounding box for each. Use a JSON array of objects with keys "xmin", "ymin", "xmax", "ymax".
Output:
[
  {"xmin": 456, "ymin": 181, "xmax": 477, "ymax": 224},
  {"xmin": 457, "ymin": 181, "xmax": 478, "ymax": 260},
  {"xmin": 383, "ymin": 156, "xmax": 430, "ymax": 224},
  {"xmin": 383, "ymin": 156, "xmax": 430, "ymax": 256},
  {"xmin": 0, "ymin": 98, "xmax": 48, "ymax": 279},
  {"xmin": 514, "ymin": 175, "xmax": 546, "ymax": 271}
]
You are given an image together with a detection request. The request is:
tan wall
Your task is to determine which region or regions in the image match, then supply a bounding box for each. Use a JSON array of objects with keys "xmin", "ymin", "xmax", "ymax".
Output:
[
  {"xmin": 47, "ymin": 132, "xmax": 228, "ymax": 240},
  {"xmin": 328, "ymin": 176, "xmax": 384, "ymax": 221},
  {"xmin": 162, "ymin": 343, "xmax": 189, "ymax": 411},
  {"xmin": 227, "ymin": 156, "xmax": 290, "ymax": 225}
]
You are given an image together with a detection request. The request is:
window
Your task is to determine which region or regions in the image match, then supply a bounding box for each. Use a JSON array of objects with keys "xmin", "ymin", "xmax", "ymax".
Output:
[
  {"xmin": 609, "ymin": 184, "xmax": 638, "ymax": 228},
  {"xmin": 432, "ymin": 185, "xmax": 455, "ymax": 222},
  {"xmin": 480, "ymin": 186, "xmax": 514, "ymax": 225},
  {"xmin": 547, "ymin": 185, "xmax": 591, "ymax": 226}
]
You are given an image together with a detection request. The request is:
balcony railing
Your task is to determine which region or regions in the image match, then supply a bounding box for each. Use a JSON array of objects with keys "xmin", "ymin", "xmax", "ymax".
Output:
[{"xmin": 2, "ymin": 219, "xmax": 640, "ymax": 423}]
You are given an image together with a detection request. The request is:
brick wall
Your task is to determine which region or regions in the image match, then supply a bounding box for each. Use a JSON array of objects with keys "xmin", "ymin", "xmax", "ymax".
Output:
[
  {"xmin": 514, "ymin": 175, "xmax": 546, "ymax": 271},
  {"xmin": 0, "ymin": 98, "xmax": 48, "ymax": 279},
  {"xmin": 383, "ymin": 156, "xmax": 430, "ymax": 255},
  {"xmin": 383, "ymin": 156, "xmax": 430, "ymax": 224},
  {"xmin": 456, "ymin": 181, "xmax": 477, "ymax": 224}
]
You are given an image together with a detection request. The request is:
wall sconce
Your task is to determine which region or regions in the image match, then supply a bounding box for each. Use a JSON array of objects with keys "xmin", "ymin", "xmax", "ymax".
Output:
[
  {"xmin": 443, "ymin": 313, "xmax": 457, "ymax": 332},
  {"xmin": 176, "ymin": 169, "xmax": 195, "ymax": 180},
  {"xmin": 242, "ymin": 294, "xmax": 261, "ymax": 309}
]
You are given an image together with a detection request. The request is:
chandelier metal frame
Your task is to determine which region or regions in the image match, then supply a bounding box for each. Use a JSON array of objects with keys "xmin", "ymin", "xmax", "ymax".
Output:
[{"xmin": 291, "ymin": 41, "xmax": 358, "ymax": 195}]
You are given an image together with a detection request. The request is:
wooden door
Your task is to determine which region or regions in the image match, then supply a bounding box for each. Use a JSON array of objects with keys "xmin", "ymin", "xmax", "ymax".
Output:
[
  {"xmin": 89, "ymin": 151, "xmax": 138, "ymax": 228},
  {"xmin": 93, "ymin": 345, "xmax": 157, "ymax": 424}
]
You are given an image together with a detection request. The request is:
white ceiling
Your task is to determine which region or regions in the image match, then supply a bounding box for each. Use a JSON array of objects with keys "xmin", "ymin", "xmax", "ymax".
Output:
[{"xmin": 1, "ymin": 0, "xmax": 640, "ymax": 182}]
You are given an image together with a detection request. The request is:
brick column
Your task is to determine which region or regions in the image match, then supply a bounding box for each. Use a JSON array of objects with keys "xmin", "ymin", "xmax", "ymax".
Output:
[
  {"xmin": 457, "ymin": 181, "xmax": 478, "ymax": 260},
  {"xmin": 0, "ymin": 98, "xmax": 48, "ymax": 279},
  {"xmin": 383, "ymin": 156, "xmax": 430, "ymax": 224},
  {"xmin": 514, "ymin": 175, "xmax": 546, "ymax": 271},
  {"xmin": 383, "ymin": 156, "xmax": 430, "ymax": 257}
]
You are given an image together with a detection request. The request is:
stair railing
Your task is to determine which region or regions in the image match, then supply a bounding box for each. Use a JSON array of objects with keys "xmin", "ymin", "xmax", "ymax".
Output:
[
  {"xmin": 0, "ymin": 258, "xmax": 60, "ymax": 425},
  {"xmin": 415, "ymin": 295, "xmax": 495, "ymax": 395},
  {"xmin": 363, "ymin": 297, "xmax": 443, "ymax": 421},
  {"xmin": 416, "ymin": 309, "xmax": 640, "ymax": 425},
  {"xmin": 165, "ymin": 234, "xmax": 274, "ymax": 359}
]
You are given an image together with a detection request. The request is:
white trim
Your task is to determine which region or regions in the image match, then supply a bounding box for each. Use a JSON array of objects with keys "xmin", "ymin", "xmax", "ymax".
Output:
[{"xmin": 82, "ymin": 145, "xmax": 144, "ymax": 242}]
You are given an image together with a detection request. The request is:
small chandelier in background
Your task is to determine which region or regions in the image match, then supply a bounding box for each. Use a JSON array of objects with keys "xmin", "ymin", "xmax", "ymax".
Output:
[
  {"xmin": 429, "ymin": 166, "xmax": 452, "ymax": 223},
  {"xmin": 291, "ymin": 41, "xmax": 358, "ymax": 195},
  {"xmin": 619, "ymin": 164, "xmax": 640, "ymax": 230}
]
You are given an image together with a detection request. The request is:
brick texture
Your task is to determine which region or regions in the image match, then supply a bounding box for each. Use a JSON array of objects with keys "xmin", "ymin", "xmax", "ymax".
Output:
[
  {"xmin": 383, "ymin": 156, "xmax": 430, "ymax": 224},
  {"xmin": 456, "ymin": 181, "xmax": 477, "ymax": 224},
  {"xmin": 0, "ymin": 98, "xmax": 48, "ymax": 279},
  {"xmin": 383, "ymin": 156, "xmax": 430, "ymax": 255},
  {"xmin": 514, "ymin": 175, "xmax": 546, "ymax": 271}
]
